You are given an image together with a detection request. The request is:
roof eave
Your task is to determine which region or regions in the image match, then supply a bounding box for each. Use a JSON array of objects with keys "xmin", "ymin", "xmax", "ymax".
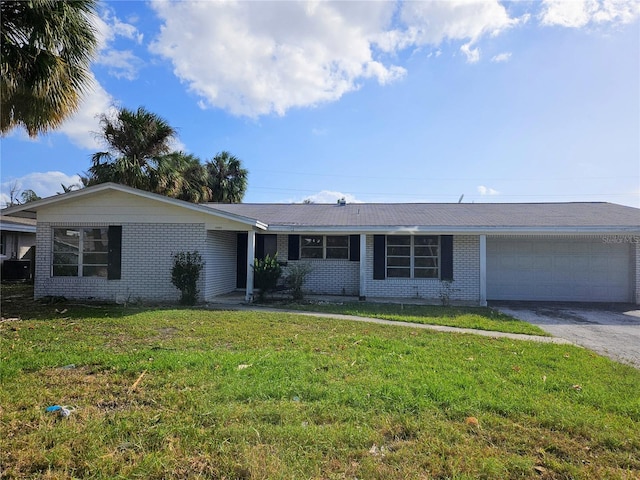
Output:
[
  {"xmin": 0, "ymin": 223, "xmax": 37, "ymax": 233},
  {"xmin": 264, "ymin": 225, "xmax": 640, "ymax": 235}
]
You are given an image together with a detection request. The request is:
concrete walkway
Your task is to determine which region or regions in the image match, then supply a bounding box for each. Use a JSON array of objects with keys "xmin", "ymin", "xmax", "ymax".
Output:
[{"xmin": 207, "ymin": 302, "xmax": 575, "ymax": 345}]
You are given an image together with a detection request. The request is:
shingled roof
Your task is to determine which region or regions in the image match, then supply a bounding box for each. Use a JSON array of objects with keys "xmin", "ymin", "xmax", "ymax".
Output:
[{"xmin": 205, "ymin": 202, "xmax": 640, "ymax": 232}]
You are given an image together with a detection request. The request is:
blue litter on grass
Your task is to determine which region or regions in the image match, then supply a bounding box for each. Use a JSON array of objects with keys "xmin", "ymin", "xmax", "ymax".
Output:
[{"xmin": 46, "ymin": 405, "xmax": 73, "ymax": 417}]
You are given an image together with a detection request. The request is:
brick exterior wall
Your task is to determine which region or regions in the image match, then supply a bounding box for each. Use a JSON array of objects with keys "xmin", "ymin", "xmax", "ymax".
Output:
[
  {"xmin": 204, "ymin": 230, "xmax": 237, "ymax": 300},
  {"xmin": 35, "ymin": 224, "xmax": 638, "ymax": 305},
  {"xmin": 275, "ymin": 233, "xmax": 480, "ymax": 302},
  {"xmin": 364, "ymin": 234, "xmax": 480, "ymax": 302},
  {"xmin": 35, "ymin": 222, "xmax": 206, "ymax": 302},
  {"xmin": 274, "ymin": 234, "xmax": 360, "ymax": 296}
]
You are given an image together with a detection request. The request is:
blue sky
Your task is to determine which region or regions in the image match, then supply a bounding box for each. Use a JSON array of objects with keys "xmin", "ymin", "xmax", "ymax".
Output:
[{"xmin": 1, "ymin": 0, "xmax": 639, "ymax": 207}]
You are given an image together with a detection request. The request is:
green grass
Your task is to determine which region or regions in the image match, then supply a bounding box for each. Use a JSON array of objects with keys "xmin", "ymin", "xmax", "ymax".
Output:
[
  {"xmin": 1, "ymin": 286, "xmax": 639, "ymax": 479},
  {"xmin": 271, "ymin": 300, "xmax": 549, "ymax": 336}
]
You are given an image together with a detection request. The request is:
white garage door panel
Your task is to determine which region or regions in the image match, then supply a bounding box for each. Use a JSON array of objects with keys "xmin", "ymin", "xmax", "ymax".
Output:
[{"xmin": 487, "ymin": 239, "xmax": 631, "ymax": 302}]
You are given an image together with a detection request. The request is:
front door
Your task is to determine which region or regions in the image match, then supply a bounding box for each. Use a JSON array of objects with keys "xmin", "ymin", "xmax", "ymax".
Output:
[
  {"xmin": 236, "ymin": 233, "xmax": 248, "ymax": 288},
  {"xmin": 236, "ymin": 233, "xmax": 278, "ymax": 288}
]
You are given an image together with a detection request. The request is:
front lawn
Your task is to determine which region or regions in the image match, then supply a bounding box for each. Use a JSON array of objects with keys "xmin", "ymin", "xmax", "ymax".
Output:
[
  {"xmin": 1, "ymin": 298, "xmax": 638, "ymax": 479},
  {"xmin": 274, "ymin": 300, "xmax": 548, "ymax": 336}
]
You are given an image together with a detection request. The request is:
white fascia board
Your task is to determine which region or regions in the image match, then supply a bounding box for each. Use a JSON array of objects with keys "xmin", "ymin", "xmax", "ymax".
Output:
[
  {"xmin": 475, "ymin": 226, "xmax": 640, "ymax": 235},
  {"xmin": 203, "ymin": 207, "xmax": 268, "ymax": 230},
  {"xmin": 1, "ymin": 183, "xmax": 266, "ymax": 230},
  {"xmin": 264, "ymin": 225, "xmax": 640, "ymax": 235}
]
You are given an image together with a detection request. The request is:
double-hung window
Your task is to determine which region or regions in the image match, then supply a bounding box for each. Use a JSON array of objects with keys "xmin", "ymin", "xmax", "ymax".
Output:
[
  {"xmin": 300, "ymin": 235, "xmax": 349, "ymax": 259},
  {"xmin": 386, "ymin": 235, "xmax": 439, "ymax": 278},
  {"xmin": 53, "ymin": 228, "xmax": 109, "ymax": 277}
]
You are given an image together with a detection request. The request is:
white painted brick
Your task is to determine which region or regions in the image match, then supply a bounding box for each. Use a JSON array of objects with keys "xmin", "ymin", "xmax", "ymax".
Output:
[
  {"xmin": 276, "ymin": 234, "xmax": 481, "ymax": 302},
  {"xmin": 35, "ymin": 222, "xmax": 206, "ymax": 302}
]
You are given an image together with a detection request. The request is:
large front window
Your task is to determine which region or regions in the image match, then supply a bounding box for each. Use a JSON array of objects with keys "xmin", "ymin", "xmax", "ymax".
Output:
[
  {"xmin": 301, "ymin": 235, "xmax": 349, "ymax": 259},
  {"xmin": 53, "ymin": 228, "xmax": 109, "ymax": 277},
  {"xmin": 387, "ymin": 235, "xmax": 439, "ymax": 278}
]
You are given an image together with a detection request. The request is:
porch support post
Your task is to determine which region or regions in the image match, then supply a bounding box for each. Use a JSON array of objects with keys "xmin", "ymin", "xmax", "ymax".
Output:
[
  {"xmin": 359, "ymin": 234, "xmax": 367, "ymax": 300},
  {"xmin": 479, "ymin": 234, "xmax": 487, "ymax": 306},
  {"xmin": 245, "ymin": 230, "xmax": 256, "ymax": 302}
]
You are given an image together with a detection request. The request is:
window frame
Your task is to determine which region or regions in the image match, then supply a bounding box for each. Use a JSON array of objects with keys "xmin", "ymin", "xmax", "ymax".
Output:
[
  {"xmin": 386, "ymin": 235, "xmax": 440, "ymax": 279},
  {"xmin": 52, "ymin": 227, "xmax": 109, "ymax": 278},
  {"xmin": 300, "ymin": 234, "xmax": 350, "ymax": 260}
]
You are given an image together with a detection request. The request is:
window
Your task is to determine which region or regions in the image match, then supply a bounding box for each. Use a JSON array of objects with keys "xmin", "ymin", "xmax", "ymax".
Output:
[
  {"xmin": 386, "ymin": 235, "xmax": 439, "ymax": 278},
  {"xmin": 262, "ymin": 235, "xmax": 277, "ymax": 258},
  {"xmin": 53, "ymin": 228, "xmax": 109, "ymax": 277},
  {"xmin": 300, "ymin": 235, "xmax": 349, "ymax": 259},
  {"xmin": 326, "ymin": 235, "xmax": 349, "ymax": 259}
]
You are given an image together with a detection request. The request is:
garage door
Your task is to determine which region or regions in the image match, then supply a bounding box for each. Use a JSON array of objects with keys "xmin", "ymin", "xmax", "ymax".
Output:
[{"xmin": 487, "ymin": 237, "xmax": 632, "ymax": 302}]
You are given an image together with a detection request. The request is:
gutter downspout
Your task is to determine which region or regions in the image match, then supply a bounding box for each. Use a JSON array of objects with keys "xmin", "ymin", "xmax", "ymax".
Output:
[
  {"xmin": 245, "ymin": 231, "xmax": 255, "ymax": 302},
  {"xmin": 359, "ymin": 233, "xmax": 367, "ymax": 300},
  {"xmin": 479, "ymin": 234, "xmax": 487, "ymax": 306}
]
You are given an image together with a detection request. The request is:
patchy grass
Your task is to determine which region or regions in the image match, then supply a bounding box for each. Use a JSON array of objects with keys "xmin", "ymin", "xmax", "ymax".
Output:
[
  {"xmin": 273, "ymin": 300, "xmax": 549, "ymax": 336},
  {"xmin": 1, "ymin": 287, "xmax": 638, "ymax": 479}
]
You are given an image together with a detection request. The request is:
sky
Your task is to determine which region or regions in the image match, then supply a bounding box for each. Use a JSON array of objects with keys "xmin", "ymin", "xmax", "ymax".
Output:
[{"xmin": 1, "ymin": 0, "xmax": 639, "ymax": 208}]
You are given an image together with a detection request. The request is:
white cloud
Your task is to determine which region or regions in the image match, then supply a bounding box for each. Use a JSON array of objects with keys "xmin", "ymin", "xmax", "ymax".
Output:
[
  {"xmin": 168, "ymin": 136, "xmax": 187, "ymax": 154},
  {"xmin": 1, "ymin": 172, "xmax": 83, "ymax": 206},
  {"xmin": 540, "ymin": 0, "xmax": 640, "ymax": 27},
  {"xmin": 95, "ymin": 50, "xmax": 144, "ymax": 80},
  {"xmin": 148, "ymin": 0, "xmax": 532, "ymax": 116},
  {"xmin": 93, "ymin": 6, "xmax": 143, "ymax": 46},
  {"xmin": 377, "ymin": 1, "xmax": 524, "ymax": 56},
  {"xmin": 460, "ymin": 43, "xmax": 481, "ymax": 63},
  {"xmin": 298, "ymin": 190, "xmax": 363, "ymax": 204},
  {"xmin": 57, "ymin": 73, "xmax": 117, "ymax": 150},
  {"xmin": 93, "ymin": 5, "xmax": 144, "ymax": 80},
  {"xmin": 146, "ymin": 0, "xmax": 634, "ymax": 118},
  {"xmin": 477, "ymin": 185, "xmax": 500, "ymax": 196},
  {"xmin": 149, "ymin": 1, "xmax": 405, "ymax": 117},
  {"xmin": 491, "ymin": 52, "xmax": 512, "ymax": 63}
]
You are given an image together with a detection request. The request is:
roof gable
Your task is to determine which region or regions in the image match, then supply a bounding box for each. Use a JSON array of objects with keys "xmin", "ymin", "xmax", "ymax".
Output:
[{"xmin": 1, "ymin": 183, "xmax": 266, "ymax": 229}]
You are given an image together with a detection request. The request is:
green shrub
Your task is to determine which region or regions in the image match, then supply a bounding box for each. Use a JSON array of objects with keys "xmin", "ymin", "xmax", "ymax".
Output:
[
  {"xmin": 286, "ymin": 262, "xmax": 313, "ymax": 301},
  {"xmin": 171, "ymin": 251, "xmax": 204, "ymax": 305},
  {"xmin": 253, "ymin": 254, "xmax": 282, "ymax": 301}
]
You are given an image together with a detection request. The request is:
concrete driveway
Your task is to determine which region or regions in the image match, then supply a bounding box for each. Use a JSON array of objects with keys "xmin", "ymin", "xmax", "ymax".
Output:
[{"xmin": 494, "ymin": 303, "xmax": 640, "ymax": 369}]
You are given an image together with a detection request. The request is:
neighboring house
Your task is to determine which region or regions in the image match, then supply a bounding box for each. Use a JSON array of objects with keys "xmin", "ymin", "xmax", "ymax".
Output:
[
  {"xmin": 0, "ymin": 215, "xmax": 37, "ymax": 281},
  {"xmin": 1, "ymin": 183, "xmax": 639, "ymax": 304},
  {"xmin": 0, "ymin": 215, "xmax": 36, "ymax": 260}
]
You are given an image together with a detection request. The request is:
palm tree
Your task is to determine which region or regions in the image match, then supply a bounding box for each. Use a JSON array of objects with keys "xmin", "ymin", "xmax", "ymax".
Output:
[
  {"xmin": 205, "ymin": 151, "xmax": 248, "ymax": 203},
  {"xmin": 153, "ymin": 152, "xmax": 211, "ymax": 203},
  {"xmin": 20, "ymin": 189, "xmax": 41, "ymax": 203},
  {"xmin": 87, "ymin": 107, "xmax": 177, "ymax": 190},
  {"xmin": 1, "ymin": 0, "xmax": 98, "ymax": 137}
]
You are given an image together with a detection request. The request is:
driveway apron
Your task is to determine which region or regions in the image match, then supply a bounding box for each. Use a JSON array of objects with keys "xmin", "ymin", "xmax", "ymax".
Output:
[{"xmin": 495, "ymin": 304, "xmax": 640, "ymax": 368}]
